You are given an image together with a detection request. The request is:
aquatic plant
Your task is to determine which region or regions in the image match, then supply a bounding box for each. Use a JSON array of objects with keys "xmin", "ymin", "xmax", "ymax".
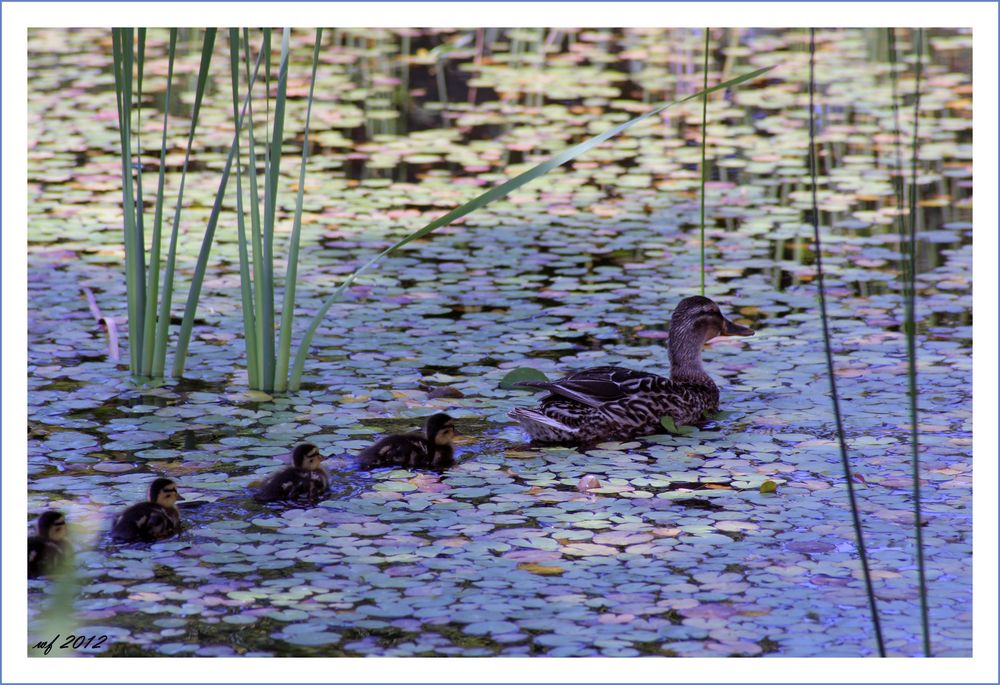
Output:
[
  {"xmin": 699, "ymin": 28, "xmax": 710, "ymax": 296},
  {"xmin": 181, "ymin": 28, "xmax": 324, "ymax": 392},
  {"xmin": 888, "ymin": 26, "xmax": 931, "ymax": 658},
  {"xmin": 287, "ymin": 64, "xmax": 774, "ymax": 390},
  {"xmin": 29, "ymin": 27, "xmax": 972, "ymax": 658},
  {"xmin": 807, "ymin": 27, "xmax": 885, "ymax": 656},
  {"xmin": 111, "ymin": 28, "xmax": 216, "ymax": 380}
]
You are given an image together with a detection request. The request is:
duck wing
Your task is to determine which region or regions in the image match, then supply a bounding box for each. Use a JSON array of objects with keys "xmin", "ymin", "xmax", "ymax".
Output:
[
  {"xmin": 519, "ymin": 365, "xmax": 666, "ymax": 408},
  {"xmin": 255, "ymin": 467, "xmax": 300, "ymax": 502},
  {"xmin": 111, "ymin": 503, "xmax": 178, "ymax": 542},
  {"xmin": 358, "ymin": 433, "xmax": 428, "ymax": 469},
  {"xmin": 142, "ymin": 505, "xmax": 179, "ymax": 540}
]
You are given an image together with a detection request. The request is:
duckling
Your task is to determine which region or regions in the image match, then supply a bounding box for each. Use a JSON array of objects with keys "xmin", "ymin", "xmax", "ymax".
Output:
[
  {"xmin": 110, "ymin": 477, "xmax": 184, "ymax": 542},
  {"xmin": 358, "ymin": 413, "xmax": 458, "ymax": 469},
  {"xmin": 254, "ymin": 443, "xmax": 330, "ymax": 503},
  {"xmin": 28, "ymin": 510, "xmax": 70, "ymax": 579},
  {"xmin": 508, "ymin": 295, "xmax": 754, "ymax": 444}
]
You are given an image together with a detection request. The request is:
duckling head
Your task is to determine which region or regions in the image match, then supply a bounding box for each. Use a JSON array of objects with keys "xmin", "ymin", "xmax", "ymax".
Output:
[
  {"xmin": 291, "ymin": 443, "xmax": 324, "ymax": 471},
  {"xmin": 425, "ymin": 413, "xmax": 458, "ymax": 446},
  {"xmin": 37, "ymin": 510, "xmax": 67, "ymax": 542},
  {"xmin": 149, "ymin": 478, "xmax": 185, "ymax": 509}
]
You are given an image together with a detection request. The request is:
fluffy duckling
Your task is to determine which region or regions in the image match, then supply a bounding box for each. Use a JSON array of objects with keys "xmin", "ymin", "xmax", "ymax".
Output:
[
  {"xmin": 28, "ymin": 510, "xmax": 70, "ymax": 579},
  {"xmin": 111, "ymin": 478, "xmax": 184, "ymax": 542},
  {"xmin": 358, "ymin": 413, "xmax": 458, "ymax": 469},
  {"xmin": 254, "ymin": 443, "xmax": 330, "ymax": 503}
]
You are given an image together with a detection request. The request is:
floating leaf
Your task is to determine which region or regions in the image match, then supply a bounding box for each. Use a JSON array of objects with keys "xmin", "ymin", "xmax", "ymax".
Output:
[
  {"xmin": 759, "ymin": 480, "xmax": 778, "ymax": 494},
  {"xmin": 517, "ymin": 563, "xmax": 565, "ymax": 576},
  {"xmin": 499, "ymin": 367, "xmax": 550, "ymax": 390},
  {"xmin": 660, "ymin": 416, "xmax": 695, "ymax": 435}
]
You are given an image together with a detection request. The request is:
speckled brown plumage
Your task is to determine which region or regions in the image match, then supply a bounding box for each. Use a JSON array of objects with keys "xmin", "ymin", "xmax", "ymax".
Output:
[{"xmin": 509, "ymin": 296, "xmax": 752, "ymax": 445}]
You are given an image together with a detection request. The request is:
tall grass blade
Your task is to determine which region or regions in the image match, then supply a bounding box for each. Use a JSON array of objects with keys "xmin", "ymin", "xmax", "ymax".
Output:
[
  {"xmin": 243, "ymin": 28, "xmax": 267, "ymax": 387},
  {"xmin": 229, "ymin": 29, "xmax": 260, "ymax": 389},
  {"xmin": 699, "ymin": 27, "xmax": 710, "ymax": 296},
  {"xmin": 273, "ymin": 29, "xmax": 323, "ymax": 392},
  {"xmin": 889, "ymin": 27, "xmax": 931, "ymax": 657},
  {"xmin": 807, "ymin": 28, "xmax": 886, "ymax": 657},
  {"xmin": 140, "ymin": 29, "xmax": 177, "ymax": 377},
  {"xmin": 172, "ymin": 44, "xmax": 266, "ymax": 377},
  {"xmin": 258, "ymin": 28, "xmax": 278, "ymax": 391},
  {"xmin": 907, "ymin": 29, "xmax": 931, "ymax": 658},
  {"xmin": 151, "ymin": 28, "xmax": 217, "ymax": 377},
  {"xmin": 111, "ymin": 28, "xmax": 140, "ymax": 375},
  {"xmin": 133, "ymin": 28, "xmax": 147, "ymax": 359},
  {"xmin": 29, "ymin": 551, "xmax": 80, "ymax": 657},
  {"xmin": 288, "ymin": 65, "xmax": 774, "ymax": 390}
]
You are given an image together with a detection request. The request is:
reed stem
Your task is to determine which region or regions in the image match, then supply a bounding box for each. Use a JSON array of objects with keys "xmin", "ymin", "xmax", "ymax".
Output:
[
  {"xmin": 172, "ymin": 38, "xmax": 264, "ymax": 377},
  {"xmin": 288, "ymin": 65, "xmax": 774, "ymax": 389},
  {"xmin": 229, "ymin": 29, "xmax": 260, "ymax": 389},
  {"xmin": 140, "ymin": 29, "xmax": 176, "ymax": 377},
  {"xmin": 699, "ymin": 27, "xmax": 710, "ymax": 297},
  {"xmin": 152, "ymin": 28, "xmax": 217, "ymax": 377},
  {"xmin": 274, "ymin": 29, "xmax": 323, "ymax": 392},
  {"xmin": 808, "ymin": 28, "xmax": 886, "ymax": 657}
]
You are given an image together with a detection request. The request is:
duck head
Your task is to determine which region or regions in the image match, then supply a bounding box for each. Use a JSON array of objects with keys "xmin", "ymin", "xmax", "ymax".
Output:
[
  {"xmin": 668, "ymin": 296, "xmax": 753, "ymax": 382},
  {"xmin": 37, "ymin": 510, "xmax": 67, "ymax": 542},
  {"xmin": 150, "ymin": 478, "xmax": 185, "ymax": 509},
  {"xmin": 291, "ymin": 443, "xmax": 324, "ymax": 471},
  {"xmin": 425, "ymin": 413, "xmax": 458, "ymax": 447}
]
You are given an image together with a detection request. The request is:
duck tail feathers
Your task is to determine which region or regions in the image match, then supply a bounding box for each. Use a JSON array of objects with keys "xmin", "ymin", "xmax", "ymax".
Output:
[{"xmin": 508, "ymin": 407, "xmax": 580, "ymax": 442}]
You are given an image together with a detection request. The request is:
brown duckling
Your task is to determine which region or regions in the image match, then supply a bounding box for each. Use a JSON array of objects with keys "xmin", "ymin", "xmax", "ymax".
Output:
[
  {"xmin": 358, "ymin": 413, "xmax": 458, "ymax": 470},
  {"xmin": 111, "ymin": 477, "xmax": 184, "ymax": 542},
  {"xmin": 28, "ymin": 510, "xmax": 70, "ymax": 578},
  {"xmin": 254, "ymin": 443, "xmax": 330, "ymax": 503}
]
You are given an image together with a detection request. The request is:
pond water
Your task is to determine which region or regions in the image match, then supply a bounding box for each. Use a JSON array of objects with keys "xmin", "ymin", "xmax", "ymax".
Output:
[{"xmin": 27, "ymin": 28, "xmax": 971, "ymax": 657}]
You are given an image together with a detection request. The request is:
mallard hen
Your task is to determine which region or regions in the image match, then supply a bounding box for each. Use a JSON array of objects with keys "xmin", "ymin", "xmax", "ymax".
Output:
[{"xmin": 508, "ymin": 296, "xmax": 753, "ymax": 444}]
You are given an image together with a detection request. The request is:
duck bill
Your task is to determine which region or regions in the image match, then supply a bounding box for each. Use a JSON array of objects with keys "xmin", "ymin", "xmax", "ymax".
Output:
[
  {"xmin": 175, "ymin": 492, "xmax": 186, "ymax": 501},
  {"xmin": 721, "ymin": 317, "xmax": 754, "ymax": 337}
]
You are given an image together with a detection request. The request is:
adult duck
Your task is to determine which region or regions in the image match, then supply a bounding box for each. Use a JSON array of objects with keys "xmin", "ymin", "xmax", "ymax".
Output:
[{"xmin": 508, "ymin": 296, "xmax": 753, "ymax": 444}]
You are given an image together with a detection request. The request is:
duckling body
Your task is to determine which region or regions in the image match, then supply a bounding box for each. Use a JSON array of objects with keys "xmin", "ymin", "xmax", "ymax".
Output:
[
  {"xmin": 111, "ymin": 478, "xmax": 184, "ymax": 542},
  {"xmin": 28, "ymin": 511, "xmax": 69, "ymax": 579},
  {"xmin": 255, "ymin": 444, "xmax": 330, "ymax": 503},
  {"xmin": 358, "ymin": 414, "xmax": 457, "ymax": 469},
  {"xmin": 509, "ymin": 296, "xmax": 753, "ymax": 445}
]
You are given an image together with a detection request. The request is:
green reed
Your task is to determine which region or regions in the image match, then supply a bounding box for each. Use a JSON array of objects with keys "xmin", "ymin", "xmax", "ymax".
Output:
[
  {"xmin": 887, "ymin": 27, "xmax": 931, "ymax": 658},
  {"xmin": 807, "ymin": 28, "xmax": 885, "ymax": 657},
  {"xmin": 111, "ymin": 28, "xmax": 215, "ymax": 380},
  {"xmin": 699, "ymin": 27, "xmax": 710, "ymax": 296},
  {"xmin": 177, "ymin": 28, "xmax": 323, "ymax": 392},
  {"xmin": 286, "ymin": 64, "xmax": 774, "ymax": 390}
]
